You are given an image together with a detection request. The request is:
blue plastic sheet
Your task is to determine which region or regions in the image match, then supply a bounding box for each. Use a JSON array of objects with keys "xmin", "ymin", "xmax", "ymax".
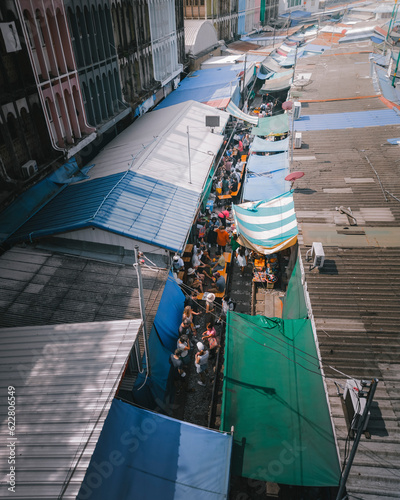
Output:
[
  {"xmin": 132, "ymin": 327, "xmax": 173, "ymax": 410},
  {"xmin": 78, "ymin": 399, "xmax": 233, "ymax": 500},
  {"xmin": 154, "ymin": 275, "xmax": 185, "ymax": 352},
  {"xmin": 132, "ymin": 274, "xmax": 185, "ymax": 409},
  {"xmin": 155, "ymin": 66, "xmax": 242, "ymax": 110},
  {"xmin": 243, "ymin": 168, "xmax": 290, "ymax": 202},
  {"xmin": 246, "ymin": 152, "xmax": 289, "ymax": 173},
  {"xmin": 0, "ymin": 157, "xmax": 87, "ymax": 243}
]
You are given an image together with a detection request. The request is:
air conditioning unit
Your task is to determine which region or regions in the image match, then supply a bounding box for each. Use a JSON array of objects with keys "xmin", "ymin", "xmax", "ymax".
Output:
[
  {"xmin": 293, "ymin": 101, "xmax": 302, "ymax": 120},
  {"xmin": 294, "ymin": 132, "xmax": 302, "ymax": 149},
  {"xmin": 21, "ymin": 160, "xmax": 38, "ymax": 179},
  {"xmin": 343, "ymin": 379, "xmax": 370, "ymax": 433},
  {"xmin": 305, "ymin": 242, "xmax": 325, "ymax": 270}
]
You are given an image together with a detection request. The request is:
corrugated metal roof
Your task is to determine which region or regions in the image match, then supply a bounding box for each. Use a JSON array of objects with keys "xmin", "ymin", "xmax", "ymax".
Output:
[
  {"xmin": 225, "ymin": 40, "xmax": 262, "ymax": 52},
  {"xmin": 9, "ymin": 171, "xmax": 199, "ymax": 252},
  {"xmin": 294, "ymin": 108, "xmax": 400, "ymax": 131},
  {"xmin": 292, "ymin": 40, "xmax": 400, "ymax": 499},
  {"xmin": 0, "ymin": 247, "xmax": 167, "ymax": 329},
  {"xmin": 0, "ymin": 318, "xmax": 141, "ymax": 499},
  {"xmin": 294, "ymin": 49, "xmax": 380, "ymax": 101},
  {"xmin": 84, "ymin": 100, "xmax": 229, "ymax": 196}
]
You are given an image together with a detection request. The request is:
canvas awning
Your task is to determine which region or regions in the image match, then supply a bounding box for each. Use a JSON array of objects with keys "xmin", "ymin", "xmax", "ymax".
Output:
[
  {"xmin": 243, "ymin": 153, "xmax": 290, "ymax": 203},
  {"xmin": 226, "ymin": 100, "xmax": 259, "ymax": 125},
  {"xmin": 250, "ymin": 136, "xmax": 289, "ymax": 152},
  {"xmin": 260, "ymin": 71, "xmax": 293, "ymax": 92},
  {"xmin": 246, "ymin": 151, "xmax": 289, "ymax": 172},
  {"xmin": 251, "ymin": 114, "xmax": 290, "ymax": 136},
  {"xmin": 78, "ymin": 399, "xmax": 233, "ymax": 499},
  {"xmin": 243, "ymin": 170, "xmax": 290, "ymax": 205},
  {"xmin": 232, "ymin": 191, "xmax": 297, "ymax": 254},
  {"xmin": 220, "ymin": 311, "xmax": 341, "ymax": 486}
]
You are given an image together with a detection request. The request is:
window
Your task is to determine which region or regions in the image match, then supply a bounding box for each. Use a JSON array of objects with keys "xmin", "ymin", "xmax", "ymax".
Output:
[
  {"xmin": 35, "ymin": 12, "xmax": 46, "ymax": 46},
  {"xmin": 45, "ymin": 99, "xmax": 53, "ymax": 122},
  {"xmin": 24, "ymin": 18, "xmax": 34, "ymax": 48}
]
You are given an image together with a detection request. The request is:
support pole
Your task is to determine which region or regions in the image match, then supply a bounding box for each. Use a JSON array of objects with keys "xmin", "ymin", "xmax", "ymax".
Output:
[
  {"xmin": 336, "ymin": 379, "xmax": 379, "ymax": 500},
  {"xmin": 134, "ymin": 246, "xmax": 151, "ymax": 377},
  {"xmin": 187, "ymin": 126, "xmax": 192, "ymax": 184},
  {"xmin": 241, "ymin": 54, "xmax": 247, "ymax": 108},
  {"xmin": 392, "ymin": 49, "xmax": 400, "ymax": 88},
  {"xmin": 290, "ymin": 45, "xmax": 299, "ymax": 166},
  {"xmin": 290, "ymin": 107, "xmax": 295, "ymax": 165}
]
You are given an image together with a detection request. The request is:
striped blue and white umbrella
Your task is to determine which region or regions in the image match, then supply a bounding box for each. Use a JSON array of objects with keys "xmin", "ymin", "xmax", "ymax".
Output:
[{"xmin": 232, "ymin": 191, "xmax": 298, "ymax": 255}]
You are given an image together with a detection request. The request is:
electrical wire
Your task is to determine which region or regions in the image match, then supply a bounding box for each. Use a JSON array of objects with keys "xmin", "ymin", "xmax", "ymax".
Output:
[{"xmin": 160, "ymin": 272, "xmax": 356, "ymax": 384}]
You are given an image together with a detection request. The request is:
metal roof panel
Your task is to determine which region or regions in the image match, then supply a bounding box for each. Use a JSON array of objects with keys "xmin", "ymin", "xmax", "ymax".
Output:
[
  {"xmin": 294, "ymin": 109, "xmax": 400, "ymax": 131},
  {"xmin": 0, "ymin": 319, "xmax": 141, "ymax": 498},
  {"xmin": 292, "ymin": 44, "xmax": 400, "ymax": 499},
  {"xmin": 10, "ymin": 172, "xmax": 200, "ymax": 252}
]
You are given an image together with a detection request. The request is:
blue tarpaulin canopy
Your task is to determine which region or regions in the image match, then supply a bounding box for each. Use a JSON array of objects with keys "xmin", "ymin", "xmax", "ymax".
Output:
[
  {"xmin": 243, "ymin": 152, "xmax": 290, "ymax": 202},
  {"xmin": 155, "ymin": 66, "xmax": 242, "ymax": 110},
  {"xmin": 247, "ymin": 152, "xmax": 289, "ymax": 172},
  {"xmin": 78, "ymin": 399, "xmax": 233, "ymax": 500},
  {"xmin": 250, "ymin": 136, "xmax": 290, "ymax": 152},
  {"xmin": 132, "ymin": 274, "xmax": 184, "ymax": 409},
  {"xmin": 154, "ymin": 274, "xmax": 185, "ymax": 352}
]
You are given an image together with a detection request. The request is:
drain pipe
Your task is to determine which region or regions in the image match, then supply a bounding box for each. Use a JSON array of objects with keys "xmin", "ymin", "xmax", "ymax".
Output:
[
  {"xmin": 133, "ymin": 246, "xmax": 151, "ymax": 377},
  {"xmin": 336, "ymin": 378, "xmax": 379, "ymax": 500}
]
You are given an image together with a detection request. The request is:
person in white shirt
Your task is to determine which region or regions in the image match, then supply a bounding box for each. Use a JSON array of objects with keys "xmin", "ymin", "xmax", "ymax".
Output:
[
  {"xmin": 172, "ymin": 255, "xmax": 184, "ymax": 272},
  {"xmin": 195, "ymin": 342, "xmax": 209, "ymax": 386}
]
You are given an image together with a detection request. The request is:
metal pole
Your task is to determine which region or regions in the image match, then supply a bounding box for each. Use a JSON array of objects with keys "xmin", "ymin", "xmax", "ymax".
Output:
[
  {"xmin": 187, "ymin": 126, "xmax": 192, "ymax": 184},
  {"xmin": 290, "ymin": 45, "xmax": 299, "ymax": 165},
  {"xmin": 290, "ymin": 108, "xmax": 295, "ymax": 164},
  {"xmin": 242, "ymin": 54, "xmax": 247, "ymax": 108},
  {"xmin": 392, "ymin": 49, "xmax": 400, "ymax": 87},
  {"xmin": 133, "ymin": 246, "xmax": 151, "ymax": 377},
  {"xmin": 336, "ymin": 379, "xmax": 379, "ymax": 500}
]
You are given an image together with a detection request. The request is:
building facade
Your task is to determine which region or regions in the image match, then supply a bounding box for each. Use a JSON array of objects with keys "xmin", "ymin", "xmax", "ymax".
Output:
[
  {"xmin": 184, "ymin": 0, "xmax": 277, "ymax": 39},
  {"xmin": 184, "ymin": 0, "xmax": 239, "ymax": 42},
  {"xmin": 0, "ymin": 0, "xmax": 62, "ymax": 207},
  {"xmin": 17, "ymin": 0, "xmax": 95, "ymax": 153},
  {"xmin": 64, "ymin": 0, "xmax": 128, "ymax": 134},
  {"xmin": 0, "ymin": 0, "xmax": 185, "ymax": 208}
]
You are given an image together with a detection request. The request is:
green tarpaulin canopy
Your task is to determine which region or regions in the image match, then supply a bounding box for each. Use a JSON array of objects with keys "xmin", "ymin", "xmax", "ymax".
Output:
[
  {"xmin": 282, "ymin": 259, "xmax": 308, "ymax": 320},
  {"xmin": 251, "ymin": 114, "xmax": 290, "ymax": 136},
  {"xmin": 220, "ymin": 311, "xmax": 341, "ymax": 487}
]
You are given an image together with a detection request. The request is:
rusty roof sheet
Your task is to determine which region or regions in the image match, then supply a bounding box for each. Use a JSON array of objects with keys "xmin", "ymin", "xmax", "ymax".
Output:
[
  {"xmin": 292, "ymin": 41, "xmax": 400, "ymax": 499},
  {"xmin": 0, "ymin": 246, "xmax": 167, "ymax": 331}
]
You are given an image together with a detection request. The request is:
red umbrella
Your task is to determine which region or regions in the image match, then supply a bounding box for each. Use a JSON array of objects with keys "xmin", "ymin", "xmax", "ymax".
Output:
[
  {"xmin": 285, "ymin": 171, "xmax": 305, "ymax": 182},
  {"xmin": 282, "ymin": 101, "xmax": 293, "ymax": 110}
]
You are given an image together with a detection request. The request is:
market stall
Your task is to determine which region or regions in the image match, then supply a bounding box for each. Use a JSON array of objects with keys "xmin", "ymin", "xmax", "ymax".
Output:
[{"xmin": 232, "ymin": 191, "xmax": 298, "ymax": 295}]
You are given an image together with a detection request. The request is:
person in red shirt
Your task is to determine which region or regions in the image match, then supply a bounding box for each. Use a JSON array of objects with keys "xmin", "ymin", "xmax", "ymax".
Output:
[{"xmin": 215, "ymin": 226, "xmax": 230, "ymax": 253}]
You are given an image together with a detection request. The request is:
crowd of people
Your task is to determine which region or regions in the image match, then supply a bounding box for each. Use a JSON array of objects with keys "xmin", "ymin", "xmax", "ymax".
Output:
[
  {"xmin": 169, "ymin": 293, "xmax": 236, "ymax": 391},
  {"xmin": 169, "ymin": 114, "xmax": 289, "ymax": 393}
]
